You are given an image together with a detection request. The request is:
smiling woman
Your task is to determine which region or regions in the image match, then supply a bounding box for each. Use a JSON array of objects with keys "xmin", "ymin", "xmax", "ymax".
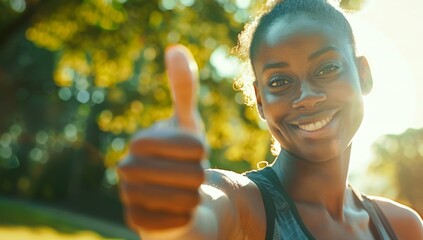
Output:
[
  {"xmin": 117, "ymin": 0, "xmax": 423, "ymax": 239},
  {"xmin": 249, "ymin": 12, "xmax": 371, "ymax": 164}
]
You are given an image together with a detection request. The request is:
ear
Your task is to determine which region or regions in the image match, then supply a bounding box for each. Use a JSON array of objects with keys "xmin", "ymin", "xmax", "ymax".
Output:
[
  {"xmin": 253, "ymin": 81, "xmax": 266, "ymax": 120},
  {"xmin": 356, "ymin": 56, "xmax": 373, "ymax": 95}
]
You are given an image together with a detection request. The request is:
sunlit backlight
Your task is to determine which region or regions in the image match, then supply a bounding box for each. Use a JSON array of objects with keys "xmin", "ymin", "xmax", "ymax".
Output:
[
  {"xmin": 204, "ymin": 37, "xmax": 218, "ymax": 49},
  {"xmin": 111, "ymin": 138, "xmax": 125, "ymax": 151},
  {"xmin": 0, "ymin": 146, "xmax": 12, "ymax": 159},
  {"xmin": 64, "ymin": 124, "xmax": 78, "ymax": 142},
  {"xmin": 349, "ymin": 15, "xmax": 416, "ymax": 176},
  {"xmin": 222, "ymin": 2, "xmax": 236, "ymax": 13},
  {"xmin": 160, "ymin": 0, "xmax": 177, "ymax": 10},
  {"xmin": 235, "ymin": 0, "xmax": 251, "ymax": 9},
  {"xmin": 130, "ymin": 100, "xmax": 143, "ymax": 113},
  {"xmin": 36, "ymin": 131, "xmax": 49, "ymax": 145},
  {"xmin": 234, "ymin": 10, "xmax": 250, "ymax": 23},
  {"xmin": 180, "ymin": 0, "xmax": 195, "ymax": 7},
  {"xmin": 210, "ymin": 45, "xmax": 240, "ymax": 80},
  {"xmin": 110, "ymin": 116, "xmax": 125, "ymax": 134},
  {"xmin": 29, "ymin": 147, "xmax": 48, "ymax": 164},
  {"xmin": 55, "ymin": 67, "xmax": 74, "ymax": 87},
  {"xmin": 0, "ymin": 127, "xmax": 21, "ymax": 169},
  {"xmin": 9, "ymin": 0, "xmax": 26, "ymax": 13},
  {"xmin": 91, "ymin": 90, "xmax": 105, "ymax": 104},
  {"xmin": 104, "ymin": 167, "xmax": 118, "ymax": 186},
  {"xmin": 167, "ymin": 31, "xmax": 181, "ymax": 44},
  {"xmin": 97, "ymin": 110, "xmax": 113, "ymax": 131},
  {"xmin": 75, "ymin": 76, "xmax": 89, "ymax": 90},
  {"xmin": 0, "ymin": 133, "xmax": 12, "ymax": 147},
  {"xmin": 143, "ymin": 47, "xmax": 157, "ymax": 61},
  {"xmin": 403, "ymin": 145, "xmax": 417, "ymax": 159},
  {"xmin": 76, "ymin": 90, "xmax": 90, "ymax": 103},
  {"xmin": 58, "ymin": 88, "xmax": 72, "ymax": 101},
  {"xmin": 10, "ymin": 124, "xmax": 22, "ymax": 137}
]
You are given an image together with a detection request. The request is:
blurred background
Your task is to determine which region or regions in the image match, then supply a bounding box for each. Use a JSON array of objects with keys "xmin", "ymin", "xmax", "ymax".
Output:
[{"xmin": 0, "ymin": 0, "xmax": 422, "ymax": 239}]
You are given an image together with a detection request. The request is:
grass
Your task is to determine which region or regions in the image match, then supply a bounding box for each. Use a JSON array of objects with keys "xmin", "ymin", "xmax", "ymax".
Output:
[{"xmin": 0, "ymin": 197, "xmax": 139, "ymax": 240}]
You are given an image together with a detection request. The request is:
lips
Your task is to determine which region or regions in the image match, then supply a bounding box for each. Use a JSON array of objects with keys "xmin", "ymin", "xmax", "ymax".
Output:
[
  {"xmin": 297, "ymin": 115, "xmax": 334, "ymax": 131},
  {"xmin": 289, "ymin": 109, "xmax": 339, "ymax": 132}
]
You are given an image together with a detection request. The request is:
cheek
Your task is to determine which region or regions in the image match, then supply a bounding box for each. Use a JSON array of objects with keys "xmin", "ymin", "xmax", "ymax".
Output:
[
  {"xmin": 330, "ymin": 80, "xmax": 365, "ymax": 132},
  {"xmin": 329, "ymin": 78, "xmax": 362, "ymax": 104},
  {"xmin": 262, "ymin": 88, "xmax": 282, "ymax": 104},
  {"xmin": 261, "ymin": 89, "xmax": 292, "ymax": 120},
  {"xmin": 260, "ymin": 90, "xmax": 293, "ymax": 144}
]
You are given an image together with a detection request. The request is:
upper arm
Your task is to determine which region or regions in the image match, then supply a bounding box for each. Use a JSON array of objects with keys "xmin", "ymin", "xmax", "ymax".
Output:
[
  {"xmin": 373, "ymin": 197, "xmax": 423, "ymax": 239},
  {"xmin": 202, "ymin": 169, "xmax": 266, "ymax": 240}
]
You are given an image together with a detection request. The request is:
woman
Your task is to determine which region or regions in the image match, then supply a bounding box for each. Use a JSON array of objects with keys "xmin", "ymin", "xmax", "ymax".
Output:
[{"xmin": 118, "ymin": 0, "xmax": 423, "ymax": 239}]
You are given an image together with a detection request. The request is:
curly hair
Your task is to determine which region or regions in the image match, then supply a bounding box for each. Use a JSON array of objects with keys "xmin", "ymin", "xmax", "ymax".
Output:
[{"xmin": 233, "ymin": 0, "xmax": 356, "ymax": 106}]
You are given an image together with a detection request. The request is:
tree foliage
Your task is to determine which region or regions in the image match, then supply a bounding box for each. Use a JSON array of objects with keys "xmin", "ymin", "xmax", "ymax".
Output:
[
  {"xmin": 367, "ymin": 128, "xmax": 423, "ymax": 216},
  {"xmin": 18, "ymin": 0, "xmax": 274, "ymax": 169},
  {"xmin": 0, "ymin": 0, "xmax": 272, "ymax": 221}
]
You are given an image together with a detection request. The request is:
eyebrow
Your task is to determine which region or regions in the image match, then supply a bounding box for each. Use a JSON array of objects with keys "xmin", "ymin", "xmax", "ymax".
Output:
[
  {"xmin": 261, "ymin": 62, "xmax": 289, "ymax": 76},
  {"xmin": 260, "ymin": 46, "xmax": 341, "ymax": 76},
  {"xmin": 308, "ymin": 46, "xmax": 340, "ymax": 60}
]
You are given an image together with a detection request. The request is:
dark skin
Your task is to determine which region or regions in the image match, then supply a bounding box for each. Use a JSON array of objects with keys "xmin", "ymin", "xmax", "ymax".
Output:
[
  {"xmin": 252, "ymin": 15, "xmax": 372, "ymax": 238},
  {"xmin": 118, "ymin": 15, "xmax": 423, "ymax": 239}
]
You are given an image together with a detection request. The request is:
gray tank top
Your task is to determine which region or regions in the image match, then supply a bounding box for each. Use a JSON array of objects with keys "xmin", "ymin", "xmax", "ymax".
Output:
[{"xmin": 244, "ymin": 166, "xmax": 398, "ymax": 240}]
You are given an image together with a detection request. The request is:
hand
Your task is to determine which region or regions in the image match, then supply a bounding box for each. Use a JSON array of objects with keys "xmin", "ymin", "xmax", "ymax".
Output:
[{"xmin": 118, "ymin": 45, "xmax": 207, "ymax": 233}]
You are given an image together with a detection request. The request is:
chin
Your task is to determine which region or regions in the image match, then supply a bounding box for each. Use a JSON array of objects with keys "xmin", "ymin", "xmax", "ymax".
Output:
[{"xmin": 281, "ymin": 140, "xmax": 351, "ymax": 164}]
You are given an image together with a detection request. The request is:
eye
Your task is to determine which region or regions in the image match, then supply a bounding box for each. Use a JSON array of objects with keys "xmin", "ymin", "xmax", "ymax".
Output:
[
  {"xmin": 268, "ymin": 76, "xmax": 292, "ymax": 88},
  {"xmin": 316, "ymin": 63, "xmax": 340, "ymax": 77}
]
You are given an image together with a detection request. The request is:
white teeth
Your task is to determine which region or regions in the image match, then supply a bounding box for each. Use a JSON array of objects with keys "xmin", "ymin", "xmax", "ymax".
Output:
[{"xmin": 298, "ymin": 115, "xmax": 334, "ymax": 132}]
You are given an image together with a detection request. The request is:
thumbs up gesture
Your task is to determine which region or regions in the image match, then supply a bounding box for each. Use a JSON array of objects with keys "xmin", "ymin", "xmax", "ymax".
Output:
[{"xmin": 118, "ymin": 45, "xmax": 207, "ymax": 234}]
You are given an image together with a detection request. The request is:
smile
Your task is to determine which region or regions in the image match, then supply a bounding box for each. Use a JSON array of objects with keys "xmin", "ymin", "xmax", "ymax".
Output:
[{"xmin": 293, "ymin": 114, "xmax": 335, "ymax": 132}]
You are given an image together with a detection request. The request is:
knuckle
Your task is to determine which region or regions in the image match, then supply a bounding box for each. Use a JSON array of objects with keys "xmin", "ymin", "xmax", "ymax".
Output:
[
  {"xmin": 129, "ymin": 129, "xmax": 206, "ymax": 161},
  {"xmin": 121, "ymin": 184, "xmax": 201, "ymax": 214}
]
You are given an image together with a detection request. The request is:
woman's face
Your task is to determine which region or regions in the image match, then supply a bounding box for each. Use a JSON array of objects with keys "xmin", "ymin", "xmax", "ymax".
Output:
[{"xmin": 252, "ymin": 15, "xmax": 372, "ymax": 162}]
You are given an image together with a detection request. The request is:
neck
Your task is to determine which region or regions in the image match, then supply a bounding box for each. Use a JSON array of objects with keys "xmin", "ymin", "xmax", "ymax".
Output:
[{"xmin": 271, "ymin": 146, "xmax": 353, "ymax": 220}]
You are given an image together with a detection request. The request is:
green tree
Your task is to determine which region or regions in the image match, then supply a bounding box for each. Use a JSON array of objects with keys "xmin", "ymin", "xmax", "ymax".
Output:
[
  {"xmin": 367, "ymin": 128, "xmax": 423, "ymax": 216},
  {"xmin": 0, "ymin": 0, "xmax": 271, "ymax": 222}
]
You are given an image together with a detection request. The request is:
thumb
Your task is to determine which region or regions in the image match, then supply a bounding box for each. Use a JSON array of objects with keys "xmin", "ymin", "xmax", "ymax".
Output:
[{"xmin": 165, "ymin": 45, "xmax": 202, "ymax": 136}]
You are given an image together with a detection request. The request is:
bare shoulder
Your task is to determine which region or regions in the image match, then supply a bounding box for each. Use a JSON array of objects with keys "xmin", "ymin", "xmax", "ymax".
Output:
[
  {"xmin": 205, "ymin": 168, "xmax": 253, "ymax": 192},
  {"xmin": 371, "ymin": 196, "xmax": 423, "ymax": 239},
  {"xmin": 204, "ymin": 168, "xmax": 264, "ymax": 213},
  {"xmin": 204, "ymin": 169, "xmax": 267, "ymax": 240}
]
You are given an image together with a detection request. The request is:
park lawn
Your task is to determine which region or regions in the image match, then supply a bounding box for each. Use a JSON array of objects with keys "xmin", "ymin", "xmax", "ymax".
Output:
[{"xmin": 0, "ymin": 197, "xmax": 138, "ymax": 240}]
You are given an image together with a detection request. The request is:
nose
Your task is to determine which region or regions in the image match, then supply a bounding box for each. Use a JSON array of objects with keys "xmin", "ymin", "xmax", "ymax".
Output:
[{"xmin": 292, "ymin": 82, "xmax": 327, "ymax": 110}]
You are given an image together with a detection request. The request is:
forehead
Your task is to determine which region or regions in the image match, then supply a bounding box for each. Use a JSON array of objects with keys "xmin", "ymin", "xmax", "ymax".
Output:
[{"xmin": 256, "ymin": 14, "xmax": 353, "ymax": 59}]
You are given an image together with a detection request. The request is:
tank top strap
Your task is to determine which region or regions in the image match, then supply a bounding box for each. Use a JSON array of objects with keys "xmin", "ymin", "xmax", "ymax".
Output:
[
  {"xmin": 244, "ymin": 168, "xmax": 276, "ymax": 240},
  {"xmin": 245, "ymin": 167, "xmax": 314, "ymax": 240},
  {"xmin": 349, "ymin": 185, "xmax": 398, "ymax": 240}
]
